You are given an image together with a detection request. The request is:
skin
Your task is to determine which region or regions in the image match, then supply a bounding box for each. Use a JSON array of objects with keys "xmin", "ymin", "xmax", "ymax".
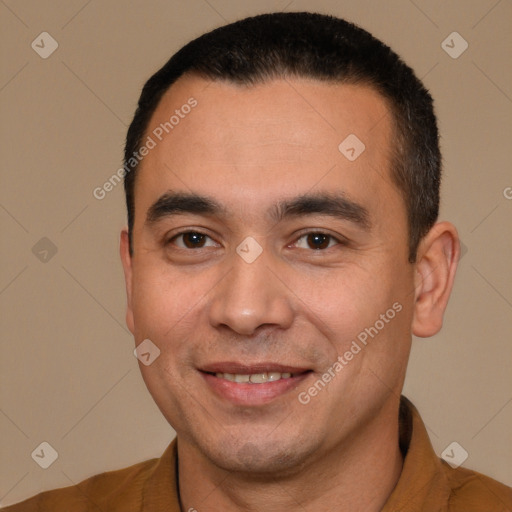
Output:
[{"xmin": 120, "ymin": 76, "xmax": 459, "ymax": 511}]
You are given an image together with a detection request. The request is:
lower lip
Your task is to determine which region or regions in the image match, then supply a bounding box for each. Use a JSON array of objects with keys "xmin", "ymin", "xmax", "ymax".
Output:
[{"xmin": 201, "ymin": 372, "xmax": 312, "ymax": 406}]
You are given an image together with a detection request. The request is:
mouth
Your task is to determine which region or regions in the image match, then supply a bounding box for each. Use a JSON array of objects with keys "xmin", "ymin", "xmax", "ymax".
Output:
[
  {"xmin": 212, "ymin": 371, "xmax": 299, "ymax": 383},
  {"xmin": 199, "ymin": 363, "xmax": 313, "ymax": 405}
]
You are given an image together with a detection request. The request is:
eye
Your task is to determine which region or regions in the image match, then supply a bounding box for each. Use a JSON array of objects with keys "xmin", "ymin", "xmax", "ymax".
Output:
[
  {"xmin": 293, "ymin": 232, "xmax": 341, "ymax": 250},
  {"xmin": 169, "ymin": 231, "xmax": 219, "ymax": 249}
]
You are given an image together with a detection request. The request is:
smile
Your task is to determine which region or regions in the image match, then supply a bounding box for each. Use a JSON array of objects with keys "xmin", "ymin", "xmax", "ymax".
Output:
[
  {"xmin": 199, "ymin": 364, "xmax": 313, "ymax": 405},
  {"xmin": 213, "ymin": 371, "xmax": 294, "ymax": 383}
]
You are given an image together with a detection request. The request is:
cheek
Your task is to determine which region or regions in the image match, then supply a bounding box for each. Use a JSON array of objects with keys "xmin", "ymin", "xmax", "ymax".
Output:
[
  {"xmin": 292, "ymin": 268, "xmax": 385, "ymax": 330},
  {"xmin": 298, "ymin": 264, "xmax": 410, "ymax": 355},
  {"xmin": 130, "ymin": 264, "xmax": 198, "ymax": 339}
]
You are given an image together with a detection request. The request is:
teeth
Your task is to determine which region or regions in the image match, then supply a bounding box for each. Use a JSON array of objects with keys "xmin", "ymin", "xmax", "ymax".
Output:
[
  {"xmin": 250, "ymin": 373, "xmax": 267, "ymax": 384},
  {"xmin": 215, "ymin": 371, "xmax": 293, "ymax": 383}
]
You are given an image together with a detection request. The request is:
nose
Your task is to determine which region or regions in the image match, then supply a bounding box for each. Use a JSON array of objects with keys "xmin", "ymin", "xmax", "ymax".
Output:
[{"xmin": 208, "ymin": 249, "xmax": 294, "ymax": 336}]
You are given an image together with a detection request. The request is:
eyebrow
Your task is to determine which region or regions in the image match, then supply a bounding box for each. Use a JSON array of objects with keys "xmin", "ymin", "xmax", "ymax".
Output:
[
  {"xmin": 271, "ymin": 193, "xmax": 370, "ymax": 229},
  {"xmin": 146, "ymin": 192, "xmax": 226, "ymax": 224},
  {"xmin": 145, "ymin": 191, "xmax": 370, "ymax": 230}
]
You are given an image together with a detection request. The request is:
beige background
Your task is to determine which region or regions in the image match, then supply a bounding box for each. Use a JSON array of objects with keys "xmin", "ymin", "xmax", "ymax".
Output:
[{"xmin": 1, "ymin": 0, "xmax": 511, "ymax": 506}]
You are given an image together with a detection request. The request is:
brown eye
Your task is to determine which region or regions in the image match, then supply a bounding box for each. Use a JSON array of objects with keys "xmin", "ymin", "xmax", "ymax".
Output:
[
  {"xmin": 182, "ymin": 232, "xmax": 206, "ymax": 248},
  {"xmin": 294, "ymin": 232, "xmax": 338, "ymax": 250},
  {"xmin": 306, "ymin": 233, "xmax": 331, "ymax": 250},
  {"xmin": 171, "ymin": 232, "xmax": 218, "ymax": 249}
]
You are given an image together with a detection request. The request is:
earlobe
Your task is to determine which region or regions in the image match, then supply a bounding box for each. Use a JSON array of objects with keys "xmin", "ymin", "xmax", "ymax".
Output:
[
  {"xmin": 120, "ymin": 229, "xmax": 135, "ymax": 334},
  {"xmin": 412, "ymin": 222, "xmax": 460, "ymax": 338}
]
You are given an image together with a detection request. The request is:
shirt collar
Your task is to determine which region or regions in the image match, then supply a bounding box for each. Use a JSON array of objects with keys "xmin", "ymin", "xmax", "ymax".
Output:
[
  {"xmin": 382, "ymin": 395, "xmax": 450, "ymax": 511},
  {"xmin": 141, "ymin": 436, "xmax": 180, "ymax": 511}
]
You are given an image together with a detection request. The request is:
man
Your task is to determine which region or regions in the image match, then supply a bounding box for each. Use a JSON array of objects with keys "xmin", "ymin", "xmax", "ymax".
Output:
[{"xmin": 6, "ymin": 11, "xmax": 511, "ymax": 512}]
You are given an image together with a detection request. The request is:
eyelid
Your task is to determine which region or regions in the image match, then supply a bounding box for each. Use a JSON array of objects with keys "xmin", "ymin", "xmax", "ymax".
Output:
[
  {"xmin": 290, "ymin": 229, "xmax": 349, "ymax": 248},
  {"xmin": 166, "ymin": 228, "xmax": 221, "ymax": 248}
]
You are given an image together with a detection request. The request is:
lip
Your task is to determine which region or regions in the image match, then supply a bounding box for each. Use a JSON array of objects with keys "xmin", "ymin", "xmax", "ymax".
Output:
[
  {"xmin": 199, "ymin": 361, "xmax": 311, "ymax": 374},
  {"xmin": 199, "ymin": 361, "xmax": 312, "ymax": 406}
]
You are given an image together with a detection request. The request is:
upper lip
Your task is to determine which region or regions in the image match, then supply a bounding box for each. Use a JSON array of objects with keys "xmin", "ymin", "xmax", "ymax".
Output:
[{"xmin": 199, "ymin": 362, "xmax": 311, "ymax": 374}]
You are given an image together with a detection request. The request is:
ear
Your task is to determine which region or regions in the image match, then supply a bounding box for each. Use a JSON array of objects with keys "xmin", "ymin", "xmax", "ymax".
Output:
[
  {"xmin": 412, "ymin": 221, "xmax": 460, "ymax": 338},
  {"xmin": 120, "ymin": 228, "xmax": 135, "ymax": 334}
]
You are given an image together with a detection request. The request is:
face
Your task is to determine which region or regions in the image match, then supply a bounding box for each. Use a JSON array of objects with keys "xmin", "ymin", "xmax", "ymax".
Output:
[{"xmin": 121, "ymin": 76, "xmax": 417, "ymax": 475}]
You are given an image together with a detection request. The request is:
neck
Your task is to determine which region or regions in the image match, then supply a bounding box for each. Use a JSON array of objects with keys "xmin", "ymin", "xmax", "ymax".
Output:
[{"xmin": 178, "ymin": 403, "xmax": 403, "ymax": 512}]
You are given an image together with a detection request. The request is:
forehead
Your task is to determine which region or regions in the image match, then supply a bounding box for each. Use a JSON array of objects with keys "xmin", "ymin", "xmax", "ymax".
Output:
[{"xmin": 135, "ymin": 75, "xmax": 399, "ymax": 221}]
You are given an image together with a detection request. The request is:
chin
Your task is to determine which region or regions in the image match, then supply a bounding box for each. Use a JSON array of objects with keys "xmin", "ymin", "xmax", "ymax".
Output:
[{"xmin": 202, "ymin": 434, "xmax": 316, "ymax": 477}]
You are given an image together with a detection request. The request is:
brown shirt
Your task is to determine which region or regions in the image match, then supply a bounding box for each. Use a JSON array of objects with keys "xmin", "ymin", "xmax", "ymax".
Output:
[{"xmin": 4, "ymin": 397, "xmax": 511, "ymax": 511}]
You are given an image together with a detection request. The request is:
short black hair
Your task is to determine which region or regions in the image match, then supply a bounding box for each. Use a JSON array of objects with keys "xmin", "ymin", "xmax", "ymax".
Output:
[{"xmin": 124, "ymin": 11, "xmax": 440, "ymax": 262}]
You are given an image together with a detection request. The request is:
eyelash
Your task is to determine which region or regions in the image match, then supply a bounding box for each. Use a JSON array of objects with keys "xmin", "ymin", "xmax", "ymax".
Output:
[{"xmin": 166, "ymin": 230, "xmax": 347, "ymax": 251}]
